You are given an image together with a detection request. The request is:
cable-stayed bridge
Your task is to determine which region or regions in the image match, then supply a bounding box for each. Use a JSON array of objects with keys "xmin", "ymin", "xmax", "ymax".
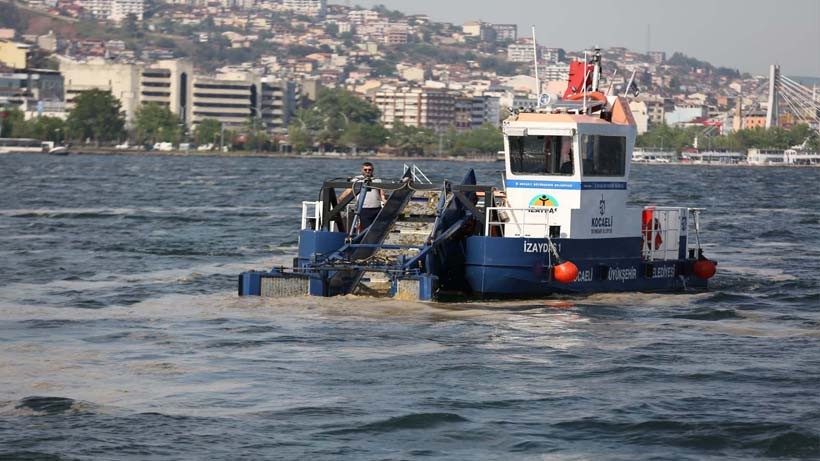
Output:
[{"xmin": 766, "ymin": 65, "xmax": 820, "ymax": 132}]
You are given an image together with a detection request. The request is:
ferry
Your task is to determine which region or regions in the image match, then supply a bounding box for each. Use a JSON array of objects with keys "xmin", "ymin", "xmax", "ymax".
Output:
[{"xmin": 238, "ymin": 49, "xmax": 717, "ymax": 300}]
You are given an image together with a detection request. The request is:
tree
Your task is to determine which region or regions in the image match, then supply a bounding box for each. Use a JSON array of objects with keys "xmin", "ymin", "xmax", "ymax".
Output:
[
  {"xmin": 194, "ymin": 118, "xmax": 222, "ymax": 147},
  {"xmin": 340, "ymin": 123, "xmax": 388, "ymax": 152},
  {"xmin": 123, "ymin": 13, "xmax": 141, "ymax": 38},
  {"xmin": 27, "ymin": 116, "xmax": 66, "ymax": 143},
  {"xmin": 65, "ymin": 89, "xmax": 125, "ymax": 144},
  {"xmin": 0, "ymin": 107, "xmax": 26, "ymax": 138},
  {"xmin": 288, "ymin": 89, "xmax": 385, "ymax": 151},
  {"xmin": 450, "ymin": 124, "xmax": 503, "ymax": 156},
  {"xmin": 388, "ymin": 122, "xmax": 435, "ymax": 156},
  {"xmin": 134, "ymin": 102, "xmax": 180, "ymax": 144}
]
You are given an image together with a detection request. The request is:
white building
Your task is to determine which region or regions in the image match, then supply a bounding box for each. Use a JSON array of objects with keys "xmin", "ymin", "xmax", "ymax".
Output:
[
  {"xmin": 282, "ymin": 0, "xmax": 326, "ymax": 16},
  {"xmin": 539, "ymin": 63, "xmax": 569, "ymax": 82},
  {"xmin": 507, "ymin": 43, "xmax": 534, "ymax": 63},
  {"xmin": 79, "ymin": 0, "xmax": 144, "ymax": 22},
  {"xmin": 347, "ymin": 9, "xmax": 379, "ymax": 25}
]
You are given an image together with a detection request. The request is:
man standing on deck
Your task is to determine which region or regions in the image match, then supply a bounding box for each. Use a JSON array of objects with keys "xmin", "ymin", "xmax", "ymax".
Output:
[{"xmin": 340, "ymin": 162, "xmax": 386, "ymax": 231}]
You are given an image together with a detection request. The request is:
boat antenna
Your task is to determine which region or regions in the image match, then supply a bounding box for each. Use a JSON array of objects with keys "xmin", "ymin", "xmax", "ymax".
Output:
[
  {"xmin": 582, "ymin": 50, "xmax": 589, "ymax": 113},
  {"xmin": 624, "ymin": 69, "xmax": 637, "ymax": 97},
  {"xmin": 532, "ymin": 26, "xmax": 540, "ymax": 107},
  {"xmin": 606, "ymin": 69, "xmax": 618, "ymax": 96}
]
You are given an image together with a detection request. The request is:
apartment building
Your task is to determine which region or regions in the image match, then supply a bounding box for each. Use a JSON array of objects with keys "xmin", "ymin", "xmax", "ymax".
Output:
[
  {"xmin": 507, "ymin": 43, "xmax": 534, "ymax": 63},
  {"xmin": 541, "ymin": 47, "xmax": 565, "ymax": 64},
  {"xmin": 539, "ymin": 63, "xmax": 569, "ymax": 82},
  {"xmin": 454, "ymin": 95, "xmax": 500, "ymax": 131},
  {"xmin": 374, "ymin": 87, "xmax": 456, "ymax": 132},
  {"xmin": 490, "ymin": 24, "xmax": 517, "ymax": 42},
  {"xmin": 282, "ymin": 0, "xmax": 326, "ymax": 17},
  {"xmin": 79, "ymin": 0, "xmax": 145, "ymax": 21}
]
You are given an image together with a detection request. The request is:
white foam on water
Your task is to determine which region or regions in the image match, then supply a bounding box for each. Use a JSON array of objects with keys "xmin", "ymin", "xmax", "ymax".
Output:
[{"xmin": 0, "ymin": 254, "xmax": 292, "ymax": 307}]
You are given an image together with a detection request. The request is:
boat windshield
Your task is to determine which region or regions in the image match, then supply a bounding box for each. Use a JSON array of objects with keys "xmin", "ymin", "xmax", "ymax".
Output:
[
  {"xmin": 580, "ymin": 135, "xmax": 626, "ymax": 176},
  {"xmin": 508, "ymin": 135, "xmax": 574, "ymax": 176}
]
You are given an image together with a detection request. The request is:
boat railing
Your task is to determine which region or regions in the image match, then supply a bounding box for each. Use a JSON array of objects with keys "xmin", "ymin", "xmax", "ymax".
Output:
[
  {"xmin": 301, "ymin": 201, "xmax": 322, "ymax": 230},
  {"xmin": 484, "ymin": 206, "xmax": 553, "ymax": 237},
  {"xmin": 642, "ymin": 206, "xmax": 691, "ymax": 261}
]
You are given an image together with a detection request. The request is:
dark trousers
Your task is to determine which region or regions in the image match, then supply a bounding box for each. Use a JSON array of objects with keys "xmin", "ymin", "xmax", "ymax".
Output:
[{"xmin": 359, "ymin": 207, "xmax": 381, "ymax": 230}]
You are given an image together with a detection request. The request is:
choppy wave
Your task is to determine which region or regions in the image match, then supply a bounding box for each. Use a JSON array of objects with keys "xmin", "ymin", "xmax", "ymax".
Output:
[{"xmin": 0, "ymin": 156, "xmax": 818, "ymax": 459}]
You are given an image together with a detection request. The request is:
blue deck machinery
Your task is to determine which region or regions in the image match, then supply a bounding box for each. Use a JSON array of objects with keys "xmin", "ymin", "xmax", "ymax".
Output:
[{"xmin": 239, "ymin": 166, "xmax": 496, "ymax": 301}]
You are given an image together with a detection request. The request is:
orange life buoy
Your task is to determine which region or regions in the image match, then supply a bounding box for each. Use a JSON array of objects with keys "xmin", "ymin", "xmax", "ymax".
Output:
[{"xmin": 566, "ymin": 91, "xmax": 608, "ymax": 104}]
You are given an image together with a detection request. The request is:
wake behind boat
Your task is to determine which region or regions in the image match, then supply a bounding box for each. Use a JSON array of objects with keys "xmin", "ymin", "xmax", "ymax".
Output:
[{"xmin": 238, "ymin": 49, "xmax": 717, "ymax": 301}]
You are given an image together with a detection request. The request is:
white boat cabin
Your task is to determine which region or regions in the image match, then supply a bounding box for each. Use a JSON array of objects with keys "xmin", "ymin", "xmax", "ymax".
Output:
[{"xmin": 497, "ymin": 98, "xmax": 644, "ymax": 241}]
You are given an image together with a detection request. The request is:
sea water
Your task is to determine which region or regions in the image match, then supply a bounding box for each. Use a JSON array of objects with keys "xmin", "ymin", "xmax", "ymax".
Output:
[{"xmin": 0, "ymin": 154, "xmax": 818, "ymax": 460}]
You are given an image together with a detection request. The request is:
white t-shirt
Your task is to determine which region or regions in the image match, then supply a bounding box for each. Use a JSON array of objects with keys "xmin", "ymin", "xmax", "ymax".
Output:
[{"xmin": 353, "ymin": 175, "xmax": 383, "ymax": 209}]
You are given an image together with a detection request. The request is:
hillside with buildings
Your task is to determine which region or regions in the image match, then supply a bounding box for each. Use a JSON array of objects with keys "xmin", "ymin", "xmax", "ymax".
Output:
[{"xmin": 0, "ymin": 0, "xmax": 816, "ymax": 154}]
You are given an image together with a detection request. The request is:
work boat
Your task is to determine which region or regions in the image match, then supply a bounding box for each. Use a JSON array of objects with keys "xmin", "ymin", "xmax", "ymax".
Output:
[{"xmin": 239, "ymin": 52, "xmax": 717, "ymax": 301}]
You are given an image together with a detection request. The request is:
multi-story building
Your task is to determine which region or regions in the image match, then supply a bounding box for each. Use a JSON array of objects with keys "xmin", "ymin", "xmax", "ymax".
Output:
[
  {"xmin": 462, "ymin": 21, "xmax": 482, "ymax": 37},
  {"xmin": 0, "ymin": 41, "xmax": 30, "ymax": 69},
  {"xmin": 507, "ymin": 42, "xmax": 534, "ymax": 63},
  {"xmin": 0, "ymin": 69, "xmax": 64, "ymax": 118},
  {"xmin": 347, "ymin": 9, "xmax": 379, "ymax": 25},
  {"xmin": 490, "ymin": 24, "xmax": 517, "ymax": 42},
  {"xmin": 61, "ymin": 58, "xmax": 192, "ymax": 128},
  {"xmin": 139, "ymin": 59, "xmax": 194, "ymax": 125},
  {"xmin": 540, "ymin": 63, "xmax": 569, "ymax": 82},
  {"xmin": 647, "ymin": 51, "xmax": 666, "ymax": 64},
  {"xmin": 60, "ymin": 57, "xmax": 142, "ymax": 127},
  {"xmin": 384, "ymin": 25, "xmax": 409, "ymax": 45},
  {"xmin": 639, "ymin": 96, "xmax": 668, "ymax": 127},
  {"xmin": 110, "ymin": 0, "xmax": 145, "ymax": 21},
  {"xmin": 282, "ymin": 0, "xmax": 326, "ymax": 17},
  {"xmin": 373, "ymin": 87, "xmax": 456, "ymax": 132},
  {"xmin": 628, "ymin": 100, "xmax": 650, "ymax": 134},
  {"xmin": 191, "ymin": 72, "xmax": 295, "ymax": 134},
  {"xmin": 454, "ymin": 95, "xmax": 500, "ymax": 131},
  {"xmin": 191, "ymin": 73, "xmax": 258, "ymax": 131},
  {"xmin": 540, "ymin": 47, "xmax": 565, "ymax": 64},
  {"xmin": 79, "ymin": 0, "xmax": 145, "ymax": 21},
  {"xmin": 454, "ymin": 96, "xmax": 473, "ymax": 131},
  {"xmin": 473, "ymin": 95, "xmax": 500, "ymax": 127},
  {"xmin": 259, "ymin": 77, "xmax": 295, "ymax": 134}
]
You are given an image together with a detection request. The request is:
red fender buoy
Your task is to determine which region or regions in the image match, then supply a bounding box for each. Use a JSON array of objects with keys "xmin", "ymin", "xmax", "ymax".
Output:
[
  {"xmin": 553, "ymin": 261, "xmax": 579, "ymax": 284},
  {"xmin": 693, "ymin": 259, "xmax": 717, "ymax": 280}
]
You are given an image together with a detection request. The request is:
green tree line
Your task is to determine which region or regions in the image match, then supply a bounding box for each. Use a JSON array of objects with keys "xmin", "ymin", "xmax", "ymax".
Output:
[
  {"xmin": 637, "ymin": 123, "xmax": 820, "ymax": 151},
  {"xmin": 3, "ymin": 88, "xmax": 504, "ymax": 155}
]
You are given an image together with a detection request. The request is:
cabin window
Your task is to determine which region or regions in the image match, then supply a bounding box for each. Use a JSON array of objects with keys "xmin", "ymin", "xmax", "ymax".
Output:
[
  {"xmin": 508, "ymin": 136, "xmax": 574, "ymax": 175},
  {"xmin": 581, "ymin": 135, "xmax": 626, "ymax": 176}
]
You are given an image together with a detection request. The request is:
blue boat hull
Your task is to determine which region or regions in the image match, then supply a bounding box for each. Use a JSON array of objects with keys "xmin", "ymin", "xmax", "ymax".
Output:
[{"xmin": 463, "ymin": 236, "xmax": 706, "ymax": 297}]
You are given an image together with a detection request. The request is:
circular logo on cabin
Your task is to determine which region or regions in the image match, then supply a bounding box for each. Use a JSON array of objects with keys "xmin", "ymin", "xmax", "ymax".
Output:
[{"xmin": 529, "ymin": 194, "xmax": 559, "ymax": 207}]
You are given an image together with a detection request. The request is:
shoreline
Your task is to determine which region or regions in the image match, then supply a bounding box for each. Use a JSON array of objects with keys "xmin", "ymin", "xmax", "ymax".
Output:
[
  {"xmin": 51, "ymin": 148, "xmax": 502, "ymax": 162},
  {"xmin": 3, "ymin": 149, "xmax": 818, "ymax": 167}
]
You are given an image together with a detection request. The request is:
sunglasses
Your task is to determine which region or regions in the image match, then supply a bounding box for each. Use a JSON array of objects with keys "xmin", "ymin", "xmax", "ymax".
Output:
[{"xmin": 362, "ymin": 168, "xmax": 373, "ymax": 172}]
